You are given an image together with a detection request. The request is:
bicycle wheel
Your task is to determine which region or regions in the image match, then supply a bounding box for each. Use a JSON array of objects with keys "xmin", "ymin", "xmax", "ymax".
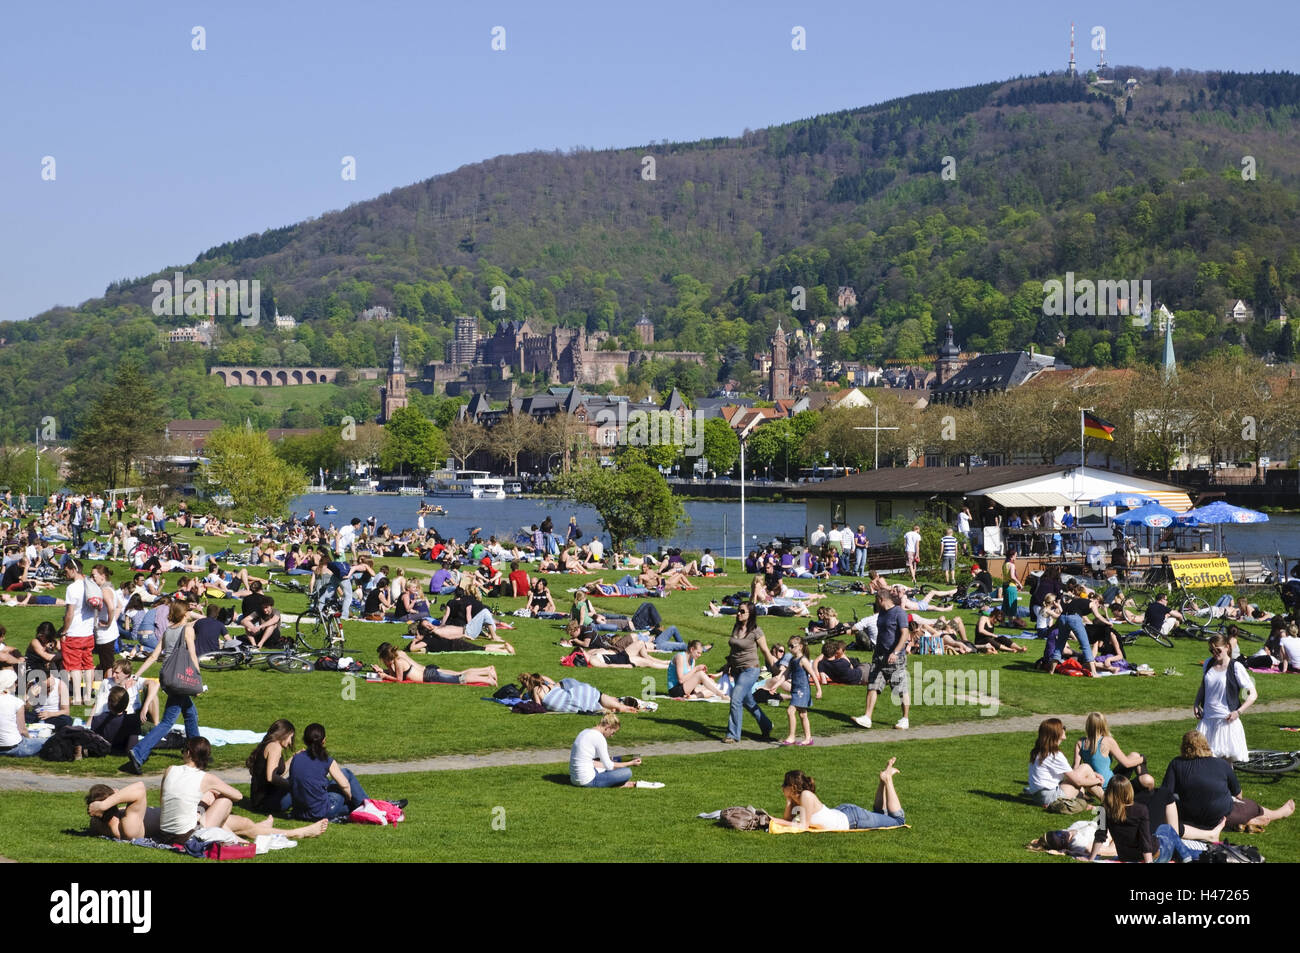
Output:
[
  {"xmin": 1235, "ymin": 627, "xmax": 1267, "ymax": 644},
  {"xmin": 1145, "ymin": 629, "xmax": 1174, "ymax": 648},
  {"xmin": 1234, "ymin": 750, "xmax": 1300, "ymax": 776},
  {"xmin": 199, "ymin": 650, "xmax": 245, "ymax": 671},
  {"xmin": 268, "ymin": 653, "xmax": 316, "ymax": 674},
  {"xmin": 295, "ymin": 613, "xmax": 329, "ymax": 650}
]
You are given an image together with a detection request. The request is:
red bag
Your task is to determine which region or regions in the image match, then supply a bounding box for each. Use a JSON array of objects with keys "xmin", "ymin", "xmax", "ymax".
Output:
[
  {"xmin": 205, "ymin": 842, "xmax": 257, "ymax": 860},
  {"xmin": 1055, "ymin": 657, "xmax": 1088, "ymax": 677}
]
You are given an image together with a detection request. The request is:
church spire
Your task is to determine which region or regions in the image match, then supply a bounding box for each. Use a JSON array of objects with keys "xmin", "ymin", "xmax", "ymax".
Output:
[
  {"xmin": 1162, "ymin": 313, "xmax": 1176, "ymax": 382},
  {"xmin": 389, "ymin": 335, "xmax": 403, "ymax": 375}
]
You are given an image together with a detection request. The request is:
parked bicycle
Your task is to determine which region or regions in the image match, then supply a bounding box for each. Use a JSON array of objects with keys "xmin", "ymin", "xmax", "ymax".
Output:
[{"xmin": 1234, "ymin": 749, "xmax": 1300, "ymax": 777}]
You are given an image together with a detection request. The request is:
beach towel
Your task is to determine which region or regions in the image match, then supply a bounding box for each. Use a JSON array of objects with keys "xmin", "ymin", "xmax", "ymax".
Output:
[{"xmin": 768, "ymin": 819, "xmax": 911, "ymax": 835}]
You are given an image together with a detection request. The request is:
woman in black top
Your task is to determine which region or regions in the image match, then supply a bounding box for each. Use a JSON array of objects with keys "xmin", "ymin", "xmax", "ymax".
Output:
[
  {"xmin": 246, "ymin": 719, "xmax": 296, "ymax": 815},
  {"xmin": 1088, "ymin": 776, "xmax": 1156, "ymax": 862},
  {"xmin": 1160, "ymin": 730, "xmax": 1294, "ymax": 836}
]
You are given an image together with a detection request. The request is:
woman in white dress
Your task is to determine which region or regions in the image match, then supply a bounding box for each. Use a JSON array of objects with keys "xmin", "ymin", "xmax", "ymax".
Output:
[{"xmin": 1195, "ymin": 634, "xmax": 1256, "ymax": 761}]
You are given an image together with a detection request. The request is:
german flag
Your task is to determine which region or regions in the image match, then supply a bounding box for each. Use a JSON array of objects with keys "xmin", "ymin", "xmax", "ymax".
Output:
[{"xmin": 1083, "ymin": 411, "xmax": 1115, "ymax": 441}]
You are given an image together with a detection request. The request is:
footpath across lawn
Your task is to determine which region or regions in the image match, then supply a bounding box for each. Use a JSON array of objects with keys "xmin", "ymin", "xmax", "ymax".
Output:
[{"xmin": 3, "ymin": 717, "xmax": 1297, "ymax": 863}]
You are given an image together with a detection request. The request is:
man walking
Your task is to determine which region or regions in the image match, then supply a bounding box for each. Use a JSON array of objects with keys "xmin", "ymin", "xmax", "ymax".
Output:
[
  {"xmin": 853, "ymin": 590, "xmax": 910, "ymax": 730},
  {"xmin": 903, "ymin": 524, "xmax": 922, "ymax": 585}
]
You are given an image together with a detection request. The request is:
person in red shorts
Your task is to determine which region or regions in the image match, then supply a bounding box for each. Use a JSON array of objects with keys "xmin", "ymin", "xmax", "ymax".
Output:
[{"xmin": 58, "ymin": 558, "xmax": 98, "ymax": 707}]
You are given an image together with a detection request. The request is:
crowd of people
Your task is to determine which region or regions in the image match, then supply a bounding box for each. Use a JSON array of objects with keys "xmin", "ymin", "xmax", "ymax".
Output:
[{"xmin": 2, "ymin": 489, "xmax": 1298, "ymax": 860}]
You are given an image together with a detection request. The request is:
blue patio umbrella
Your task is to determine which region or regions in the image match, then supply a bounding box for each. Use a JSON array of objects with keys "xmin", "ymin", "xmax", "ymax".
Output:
[
  {"xmin": 1111, "ymin": 503, "xmax": 1182, "ymax": 528},
  {"xmin": 1089, "ymin": 492, "xmax": 1157, "ymax": 508},
  {"xmin": 1178, "ymin": 501, "xmax": 1269, "ymax": 525}
]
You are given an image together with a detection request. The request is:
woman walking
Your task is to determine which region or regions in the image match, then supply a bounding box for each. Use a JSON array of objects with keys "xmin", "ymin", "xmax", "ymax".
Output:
[
  {"xmin": 124, "ymin": 599, "xmax": 203, "ymax": 774},
  {"xmin": 723, "ymin": 601, "xmax": 777, "ymax": 744}
]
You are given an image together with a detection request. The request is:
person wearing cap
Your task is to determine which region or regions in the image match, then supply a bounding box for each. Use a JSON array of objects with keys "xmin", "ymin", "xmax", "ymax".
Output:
[{"xmin": 0, "ymin": 669, "xmax": 44, "ymax": 757}]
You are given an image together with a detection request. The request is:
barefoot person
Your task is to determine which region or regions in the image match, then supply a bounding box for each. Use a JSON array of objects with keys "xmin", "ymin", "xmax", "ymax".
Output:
[
  {"xmin": 777, "ymin": 759, "xmax": 907, "ymax": 831},
  {"xmin": 568, "ymin": 713, "xmax": 641, "ymax": 788},
  {"xmin": 666, "ymin": 640, "xmax": 727, "ymax": 699},
  {"xmin": 373, "ymin": 642, "xmax": 498, "ymax": 686}
]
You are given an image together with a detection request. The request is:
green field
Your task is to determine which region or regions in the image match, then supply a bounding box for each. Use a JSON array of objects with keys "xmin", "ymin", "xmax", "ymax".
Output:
[{"xmin": 2, "ymin": 530, "xmax": 1298, "ymax": 862}]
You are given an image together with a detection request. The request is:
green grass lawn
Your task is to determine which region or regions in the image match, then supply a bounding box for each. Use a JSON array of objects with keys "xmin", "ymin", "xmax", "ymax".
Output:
[
  {"xmin": 4, "ymin": 530, "xmax": 1298, "ymax": 861},
  {"xmin": 3, "ymin": 718, "xmax": 1297, "ymax": 863}
]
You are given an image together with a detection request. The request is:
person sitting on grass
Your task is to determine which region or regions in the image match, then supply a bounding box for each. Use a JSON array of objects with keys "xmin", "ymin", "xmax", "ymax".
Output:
[
  {"xmin": 777, "ymin": 759, "xmax": 906, "ymax": 831},
  {"xmin": 1160, "ymin": 729, "xmax": 1294, "ymax": 835},
  {"xmin": 1025, "ymin": 718, "xmax": 1104, "ymax": 807},
  {"xmin": 520, "ymin": 672, "xmax": 643, "ymax": 714},
  {"xmin": 1075, "ymin": 710, "xmax": 1155, "ymax": 792},
  {"xmin": 431, "ymin": 585, "xmax": 509, "ymax": 647},
  {"xmin": 666, "ymin": 640, "xmax": 728, "ymax": 699},
  {"xmin": 817, "ymin": 640, "xmax": 870, "ymax": 685},
  {"xmin": 1142, "ymin": 592, "xmax": 1184, "ymax": 640},
  {"xmin": 239, "ymin": 594, "xmax": 282, "ymax": 650},
  {"xmin": 406, "ymin": 617, "xmax": 515, "ymax": 655},
  {"xmin": 974, "ymin": 609, "xmax": 1027, "ymax": 653},
  {"xmin": 569, "ymin": 713, "xmax": 641, "ymax": 788},
  {"xmin": 289, "ymin": 723, "xmax": 386, "ymax": 823},
  {"xmin": 1085, "ymin": 776, "xmax": 1200, "ymax": 863},
  {"xmin": 373, "ymin": 641, "xmax": 498, "ymax": 685},
  {"xmin": 160, "ymin": 737, "xmax": 330, "ymax": 843}
]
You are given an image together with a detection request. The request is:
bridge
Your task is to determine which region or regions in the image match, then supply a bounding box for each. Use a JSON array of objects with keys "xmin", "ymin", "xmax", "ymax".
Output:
[{"xmin": 209, "ymin": 366, "xmax": 382, "ymax": 387}]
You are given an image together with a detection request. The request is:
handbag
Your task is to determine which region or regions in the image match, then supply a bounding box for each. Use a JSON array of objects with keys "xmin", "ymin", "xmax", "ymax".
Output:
[{"xmin": 160, "ymin": 641, "xmax": 203, "ymax": 696}]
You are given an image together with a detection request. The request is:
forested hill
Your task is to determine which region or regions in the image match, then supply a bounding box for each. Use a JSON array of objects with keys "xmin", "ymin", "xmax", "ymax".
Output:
[{"xmin": 5, "ymin": 68, "xmax": 1300, "ymax": 440}]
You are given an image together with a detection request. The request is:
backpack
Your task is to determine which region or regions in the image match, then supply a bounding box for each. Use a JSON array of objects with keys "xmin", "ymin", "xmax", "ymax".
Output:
[
  {"xmin": 493, "ymin": 684, "xmax": 523, "ymax": 700},
  {"xmin": 1197, "ymin": 840, "xmax": 1264, "ymax": 863},
  {"xmin": 717, "ymin": 806, "xmax": 772, "ymax": 831}
]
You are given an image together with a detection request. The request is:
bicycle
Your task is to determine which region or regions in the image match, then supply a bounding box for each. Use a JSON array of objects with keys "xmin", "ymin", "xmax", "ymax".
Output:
[
  {"xmin": 1117, "ymin": 625, "xmax": 1174, "ymax": 649},
  {"xmin": 1233, "ymin": 749, "xmax": 1300, "ymax": 777},
  {"xmin": 1181, "ymin": 616, "xmax": 1268, "ymax": 644},
  {"xmin": 198, "ymin": 643, "xmax": 286, "ymax": 672}
]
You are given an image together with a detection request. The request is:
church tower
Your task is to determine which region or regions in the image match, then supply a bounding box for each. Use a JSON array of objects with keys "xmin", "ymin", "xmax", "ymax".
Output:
[
  {"xmin": 381, "ymin": 336, "xmax": 408, "ymax": 422},
  {"xmin": 936, "ymin": 321, "xmax": 964, "ymax": 385},
  {"xmin": 769, "ymin": 321, "xmax": 791, "ymax": 401}
]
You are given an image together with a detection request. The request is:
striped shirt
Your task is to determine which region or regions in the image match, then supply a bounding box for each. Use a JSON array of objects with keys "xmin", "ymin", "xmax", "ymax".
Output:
[{"xmin": 940, "ymin": 535, "xmax": 958, "ymax": 557}]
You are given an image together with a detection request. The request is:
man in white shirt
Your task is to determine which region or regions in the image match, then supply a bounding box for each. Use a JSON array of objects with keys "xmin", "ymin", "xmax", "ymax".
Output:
[
  {"xmin": 60, "ymin": 558, "xmax": 99, "ymax": 706},
  {"xmin": 903, "ymin": 525, "xmax": 923, "ymax": 584},
  {"xmin": 809, "ymin": 524, "xmax": 827, "ymax": 548},
  {"xmin": 336, "ymin": 518, "xmax": 361, "ymax": 558},
  {"xmin": 1279, "ymin": 634, "xmax": 1300, "ymax": 672},
  {"xmin": 956, "ymin": 506, "xmax": 972, "ymax": 554},
  {"xmin": 588, "ymin": 538, "xmax": 604, "ymax": 562},
  {"xmin": 699, "ymin": 549, "xmax": 716, "ymax": 574}
]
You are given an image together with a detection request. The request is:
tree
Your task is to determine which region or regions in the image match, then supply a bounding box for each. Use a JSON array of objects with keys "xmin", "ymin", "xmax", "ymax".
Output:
[
  {"xmin": 554, "ymin": 459, "xmax": 685, "ymax": 550},
  {"xmin": 540, "ymin": 413, "xmax": 589, "ymax": 472},
  {"xmin": 444, "ymin": 417, "xmax": 490, "ymax": 470},
  {"xmin": 489, "ymin": 411, "xmax": 542, "ymax": 476},
  {"xmin": 65, "ymin": 360, "xmax": 166, "ymax": 490},
  {"xmin": 700, "ymin": 417, "xmax": 740, "ymax": 475},
  {"xmin": 379, "ymin": 407, "xmax": 448, "ymax": 477},
  {"xmin": 200, "ymin": 427, "xmax": 309, "ymax": 520},
  {"xmin": 346, "ymin": 421, "xmax": 389, "ymax": 472},
  {"xmin": 274, "ymin": 429, "xmax": 345, "ymax": 475}
]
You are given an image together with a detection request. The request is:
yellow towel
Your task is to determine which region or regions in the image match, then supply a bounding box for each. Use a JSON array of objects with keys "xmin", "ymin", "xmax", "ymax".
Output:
[{"xmin": 769, "ymin": 819, "xmax": 911, "ymax": 835}]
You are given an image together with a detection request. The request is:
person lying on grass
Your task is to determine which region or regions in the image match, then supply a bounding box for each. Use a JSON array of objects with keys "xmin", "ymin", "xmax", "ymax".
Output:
[
  {"xmin": 519, "ymin": 672, "xmax": 643, "ymax": 714},
  {"xmin": 86, "ymin": 782, "xmax": 329, "ymax": 845},
  {"xmin": 373, "ymin": 641, "xmax": 498, "ymax": 685},
  {"xmin": 569, "ymin": 713, "xmax": 642, "ymax": 788},
  {"xmin": 406, "ymin": 618, "xmax": 515, "ymax": 655},
  {"xmin": 580, "ymin": 641, "xmax": 671, "ymax": 669},
  {"xmin": 778, "ymin": 760, "xmax": 906, "ymax": 831}
]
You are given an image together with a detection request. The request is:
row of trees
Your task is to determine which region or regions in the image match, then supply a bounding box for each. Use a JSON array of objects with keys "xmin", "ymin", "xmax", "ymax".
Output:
[{"xmin": 742, "ymin": 355, "xmax": 1300, "ymax": 476}]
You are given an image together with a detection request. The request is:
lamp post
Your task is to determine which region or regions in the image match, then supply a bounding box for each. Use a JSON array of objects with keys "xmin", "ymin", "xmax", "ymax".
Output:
[{"xmin": 738, "ymin": 415, "xmax": 763, "ymax": 571}]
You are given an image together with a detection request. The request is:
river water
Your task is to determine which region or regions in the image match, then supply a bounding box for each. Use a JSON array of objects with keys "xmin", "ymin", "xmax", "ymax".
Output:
[{"xmin": 289, "ymin": 493, "xmax": 1300, "ymax": 563}]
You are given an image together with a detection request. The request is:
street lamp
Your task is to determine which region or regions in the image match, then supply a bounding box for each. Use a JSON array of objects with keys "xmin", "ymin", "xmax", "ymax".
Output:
[{"xmin": 737, "ymin": 414, "xmax": 763, "ymax": 571}]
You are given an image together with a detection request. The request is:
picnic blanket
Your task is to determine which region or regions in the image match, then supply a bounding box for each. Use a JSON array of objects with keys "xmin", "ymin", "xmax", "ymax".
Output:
[{"xmin": 165, "ymin": 726, "xmax": 263, "ymax": 746}]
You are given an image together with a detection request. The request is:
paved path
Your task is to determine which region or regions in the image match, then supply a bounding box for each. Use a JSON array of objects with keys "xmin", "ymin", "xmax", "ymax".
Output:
[{"xmin": 4, "ymin": 700, "xmax": 1298, "ymax": 793}]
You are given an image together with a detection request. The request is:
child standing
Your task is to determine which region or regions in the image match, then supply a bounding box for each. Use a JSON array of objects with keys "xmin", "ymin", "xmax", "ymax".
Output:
[{"xmin": 780, "ymin": 636, "xmax": 821, "ymax": 746}]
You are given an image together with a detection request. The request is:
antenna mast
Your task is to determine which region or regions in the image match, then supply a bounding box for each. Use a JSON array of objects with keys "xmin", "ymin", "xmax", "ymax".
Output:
[{"xmin": 1068, "ymin": 22, "xmax": 1076, "ymax": 77}]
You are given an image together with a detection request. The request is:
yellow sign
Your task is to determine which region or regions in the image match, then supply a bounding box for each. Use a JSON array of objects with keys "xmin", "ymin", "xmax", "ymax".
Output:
[{"xmin": 1169, "ymin": 557, "xmax": 1235, "ymax": 588}]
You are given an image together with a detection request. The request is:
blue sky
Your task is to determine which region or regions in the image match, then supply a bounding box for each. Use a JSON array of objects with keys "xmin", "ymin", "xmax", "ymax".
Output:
[{"xmin": 2, "ymin": 0, "xmax": 1297, "ymax": 323}]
